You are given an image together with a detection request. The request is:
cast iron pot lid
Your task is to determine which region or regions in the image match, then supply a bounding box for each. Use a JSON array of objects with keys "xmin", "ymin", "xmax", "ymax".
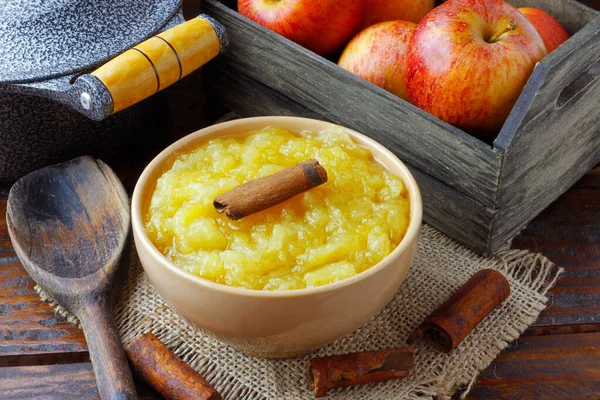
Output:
[{"xmin": 0, "ymin": 0, "xmax": 181, "ymax": 84}]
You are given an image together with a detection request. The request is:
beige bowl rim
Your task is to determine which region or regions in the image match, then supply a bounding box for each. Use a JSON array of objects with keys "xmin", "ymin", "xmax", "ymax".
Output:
[{"xmin": 131, "ymin": 116, "xmax": 423, "ymax": 299}]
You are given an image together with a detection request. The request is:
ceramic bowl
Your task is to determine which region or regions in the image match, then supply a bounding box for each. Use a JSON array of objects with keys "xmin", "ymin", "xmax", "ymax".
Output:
[{"xmin": 131, "ymin": 116, "xmax": 422, "ymax": 358}]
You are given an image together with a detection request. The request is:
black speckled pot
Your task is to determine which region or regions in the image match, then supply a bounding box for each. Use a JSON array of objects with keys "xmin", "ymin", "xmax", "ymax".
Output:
[
  {"xmin": 0, "ymin": 0, "xmax": 226, "ymax": 182},
  {"xmin": 0, "ymin": 90, "xmax": 167, "ymax": 182}
]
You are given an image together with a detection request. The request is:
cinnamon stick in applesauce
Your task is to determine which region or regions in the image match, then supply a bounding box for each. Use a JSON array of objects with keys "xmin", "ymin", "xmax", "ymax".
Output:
[
  {"xmin": 214, "ymin": 159, "xmax": 327, "ymax": 220},
  {"xmin": 308, "ymin": 347, "xmax": 414, "ymax": 398},
  {"xmin": 407, "ymin": 269, "xmax": 510, "ymax": 353},
  {"xmin": 126, "ymin": 332, "xmax": 221, "ymax": 400}
]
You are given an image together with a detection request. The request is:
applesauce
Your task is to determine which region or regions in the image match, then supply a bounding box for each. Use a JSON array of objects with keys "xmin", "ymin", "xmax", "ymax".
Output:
[{"xmin": 145, "ymin": 126, "xmax": 410, "ymax": 290}]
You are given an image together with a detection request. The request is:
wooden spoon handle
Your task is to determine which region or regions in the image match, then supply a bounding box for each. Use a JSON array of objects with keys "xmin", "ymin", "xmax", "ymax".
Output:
[{"xmin": 78, "ymin": 299, "xmax": 137, "ymax": 399}]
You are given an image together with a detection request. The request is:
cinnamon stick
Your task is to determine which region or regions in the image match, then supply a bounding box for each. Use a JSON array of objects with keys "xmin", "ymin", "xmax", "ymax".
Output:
[
  {"xmin": 308, "ymin": 347, "xmax": 414, "ymax": 398},
  {"xmin": 214, "ymin": 159, "xmax": 327, "ymax": 220},
  {"xmin": 407, "ymin": 269, "xmax": 510, "ymax": 352},
  {"xmin": 125, "ymin": 332, "xmax": 221, "ymax": 400}
]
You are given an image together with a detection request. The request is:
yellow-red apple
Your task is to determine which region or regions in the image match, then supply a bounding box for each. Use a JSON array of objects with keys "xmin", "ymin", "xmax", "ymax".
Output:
[
  {"xmin": 360, "ymin": 0, "xmax": 434, "ymax": 29},
  {"xmin": 339, "ymin": 21, "xmax": 416, "ymax": 101},
  {"xmin": 238, "ymin": 0, "xmax": 365, "ymax": 56},
  {"xmin": 406, "ymin": 0, "xmax": 547, "ymax": 134},
  {"xmin": 519, "ymin": 7, "xmax": 570, "ymax": 53}
]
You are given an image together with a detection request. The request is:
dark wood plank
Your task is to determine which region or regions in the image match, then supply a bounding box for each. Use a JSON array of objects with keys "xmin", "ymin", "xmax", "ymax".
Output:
[
  {"xmin": 580, "ymin": 0, "xmax": 600, "ymax": 11},
  {"xmin": 574, "ymin": 166, "xmax": 600, "ymax": 188},
  {"xmin": 0, "ymin": 200, "xmax": 89, "ymax": 367},
  {"xmin": 0, "ymin": 363, "xmax": 161, "ymax": 400},
  {"xmin": 525, "ymin": 322, "xmax": 600, "ymax": 336},
  {"xmin": 0, "ymin": 363, "xmax": 100, "ymax": 400},
  {"xmin": 513, "ymin": 185, "xmax": 600, "ymax": 330},
  {"xmin": 1, "ymin": 334, "xmax": 600, "ymax": 400},
  {"xmin": 492, "ymin": 15, "xmax": 600, "ymax": 252},
  {"xmin": 203, "ymin": 0, "xmax": 503, "ymax": 209},
  {"xmin": 465, "ymin": 332, "xmax": 600, "ymax": 399}
]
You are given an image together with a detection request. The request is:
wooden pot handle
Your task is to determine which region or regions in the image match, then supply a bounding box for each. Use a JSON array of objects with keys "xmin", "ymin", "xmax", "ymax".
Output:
[
  {"xmin": 74, "ymin": 14, "xmax": 228, "ymax": 121},
  {"xmin": 78, "ymin": 299, "xmax": 137, "ymax": 400}
]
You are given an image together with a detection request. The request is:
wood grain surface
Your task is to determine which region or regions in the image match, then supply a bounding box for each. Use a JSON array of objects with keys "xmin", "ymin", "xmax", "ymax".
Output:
[
  {"xmin": 0, "ymin": 363, "xmax": 160, "ymax": 400},
  {"xmin": 0, "ymin": 165, "xmax": 598, "ymax": 399},
  {"xmin": 0, "ymin": 200, "xmax": 88, "ymax": 367},
  {"xmin": 0, "ymin": 0, "xmax": 599, "ymax": 397},
  {"xmin": 514, "ymin": 185, "xmax": 600, "ymax": 329},
  {"xmin": 465, "ymin": 332, "xmax": 600, "ymax": 399}
]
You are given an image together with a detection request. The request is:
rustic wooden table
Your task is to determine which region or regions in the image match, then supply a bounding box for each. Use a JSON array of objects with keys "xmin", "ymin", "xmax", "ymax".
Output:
[
  {"xmin": 0, "ymin": 159, "xmax": 598, "ymax": 399},
  {"xmin": 1, "ymin": 0, "xmax": 599, "ymax": 396}
]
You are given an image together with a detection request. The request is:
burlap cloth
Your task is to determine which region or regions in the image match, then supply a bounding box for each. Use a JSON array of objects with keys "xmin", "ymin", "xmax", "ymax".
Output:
[{"xmin": 37, "ymin": 225, "xmax": 561, "ymax": 399}]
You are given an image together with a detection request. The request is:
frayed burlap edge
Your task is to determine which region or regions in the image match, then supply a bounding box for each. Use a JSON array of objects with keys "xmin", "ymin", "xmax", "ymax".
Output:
[{"xmin": 36, "ymin": 225, "xmax": 562, "ymax": 400}]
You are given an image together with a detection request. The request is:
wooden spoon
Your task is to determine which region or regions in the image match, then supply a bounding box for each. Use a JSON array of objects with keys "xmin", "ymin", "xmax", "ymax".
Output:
[{"xmin": 6, "ymin": 156, "xmax": 137, "ymax": 399}]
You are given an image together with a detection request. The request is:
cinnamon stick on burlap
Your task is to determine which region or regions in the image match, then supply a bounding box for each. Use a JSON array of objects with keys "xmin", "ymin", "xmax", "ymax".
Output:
[
  {"xmin": 308, "ymin": 347, "xmax": 414, "ymax": 398},
  {"xmin": 214, "ymin": 159, "xmax": 327, "ymax": 220},
  {"xmin": 126, "ymin": 332, "xmax": 221, "ymax": 400},
  {"xmin": 407, "ymin": 269, "xmax": 510, "ymax": 352}
]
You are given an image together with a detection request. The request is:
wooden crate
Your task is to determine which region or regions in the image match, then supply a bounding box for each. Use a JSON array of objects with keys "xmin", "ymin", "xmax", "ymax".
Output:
[{"xmin": 202, "ymin": 0, "xmax": 600, "ymax": 255}]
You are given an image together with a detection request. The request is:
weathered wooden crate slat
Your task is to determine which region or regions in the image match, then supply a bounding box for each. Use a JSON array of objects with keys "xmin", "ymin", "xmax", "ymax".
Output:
[
  {"xmin": 492, "ymin": 15, "xmax": 600, "ymax": 250},
  {"xmin": 203, "ymin": 0, "xmax": 600, "ymax": 255}
]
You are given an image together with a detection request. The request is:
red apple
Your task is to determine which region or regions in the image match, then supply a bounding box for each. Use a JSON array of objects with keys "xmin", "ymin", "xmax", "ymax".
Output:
[
  {"xmin": 339, "ymin": 21, "xmax": 416, "ymax": 101},
  {"xmin": 519, "ymin": 7, "xmax": 570, "ymax": 53},
  {"xmin": 238, "ymin": 0, "xmax": 365, "ymax": 56},
  {"xmin": 360, "ymin": 0, "xmax": 434, "ymax": 29},
  {"xmin": 406, "ymin": 0, "xmax": 547, "ymax": 134}
]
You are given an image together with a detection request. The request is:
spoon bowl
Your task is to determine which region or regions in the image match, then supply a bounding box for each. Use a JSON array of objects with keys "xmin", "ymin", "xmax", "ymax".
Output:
[{"xmin": 6, "ymin": 156, "xmax": 136, "ymax": 400}]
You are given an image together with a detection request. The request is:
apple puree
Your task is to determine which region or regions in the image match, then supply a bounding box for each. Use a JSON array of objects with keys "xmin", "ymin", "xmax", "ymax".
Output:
[{"xmin": 145, "ymin": 126, "xmax": 410, "ymax": 290}]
